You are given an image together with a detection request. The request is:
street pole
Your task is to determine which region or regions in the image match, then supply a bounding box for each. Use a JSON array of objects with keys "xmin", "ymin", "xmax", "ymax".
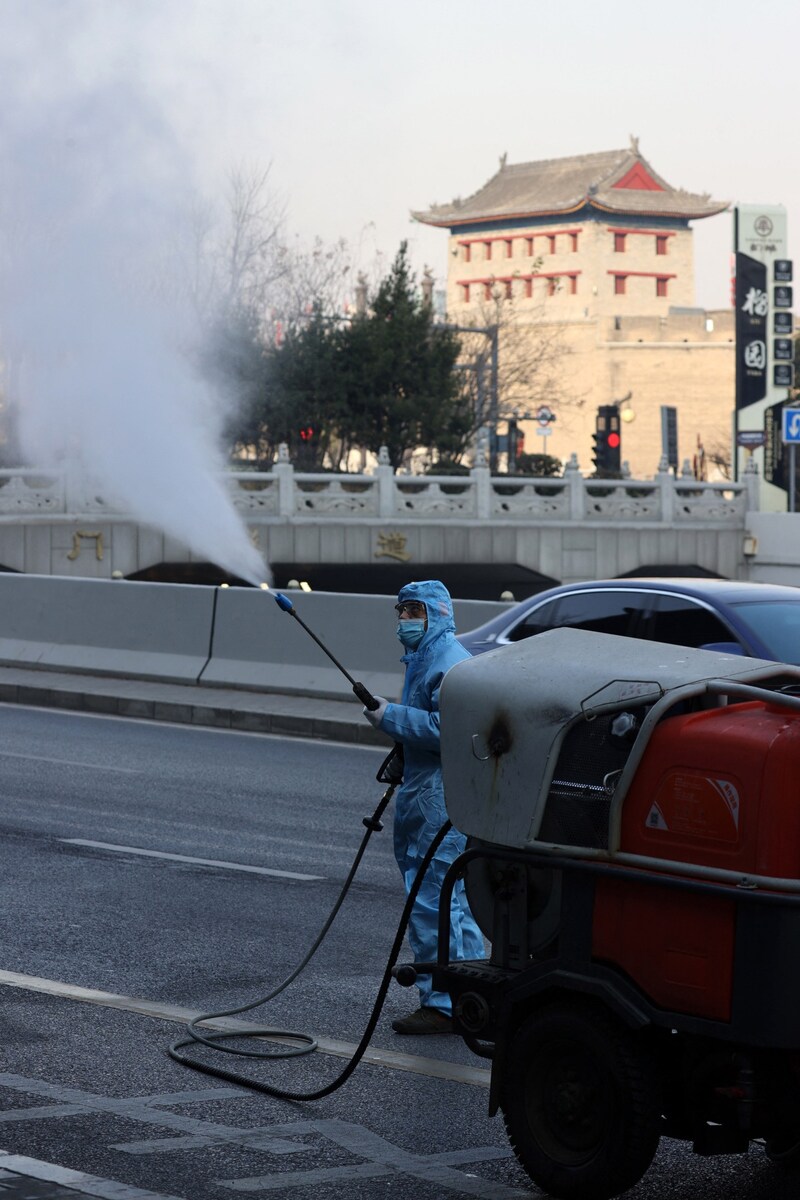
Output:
[
  {"xmin": 489, "ymin": 325, "xmax": 499, "ymax": 474},
  {"xmin": 442, "ymin": 323, "xmax": 500, "ymax": 472},
  {"xmin": 791, "ymin": 443, "xmax": 797, "ymax": 514}
]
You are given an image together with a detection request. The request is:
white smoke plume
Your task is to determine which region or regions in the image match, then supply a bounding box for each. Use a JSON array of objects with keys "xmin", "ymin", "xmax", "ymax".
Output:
[{"xmin": 0, "ymin": 2, "xmax": 269, "ymax": 586}]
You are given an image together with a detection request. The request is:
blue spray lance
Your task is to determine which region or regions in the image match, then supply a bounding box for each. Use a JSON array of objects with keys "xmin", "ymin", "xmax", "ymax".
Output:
[{"xmin": 272, "ymin": 591, "xmax": 380, "ymax": 710}]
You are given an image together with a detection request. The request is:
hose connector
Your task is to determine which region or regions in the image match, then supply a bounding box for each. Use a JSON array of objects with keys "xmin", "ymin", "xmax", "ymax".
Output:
[{"xmin": 273, "ymin": 592, "xmax": 294, "ymax": 613}]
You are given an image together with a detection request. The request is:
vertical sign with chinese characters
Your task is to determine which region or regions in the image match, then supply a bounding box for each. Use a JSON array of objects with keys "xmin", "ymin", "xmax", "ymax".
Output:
[
  {"xmin": 735, "ymin": 254, "xmax": 768, "ymax": 408},
  {"xmin": 734, "ymin": 204, "xmax": 792, "ymax": 507}
]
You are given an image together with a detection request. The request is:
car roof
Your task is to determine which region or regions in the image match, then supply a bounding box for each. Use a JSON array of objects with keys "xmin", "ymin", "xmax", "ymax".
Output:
[
  {"xmin": 546, "ymin": 578, "xmax": 800, "ymax": 603},
  {"xmin": 458, "ymin": 577, "xmax": 800, "ymax": 644}
]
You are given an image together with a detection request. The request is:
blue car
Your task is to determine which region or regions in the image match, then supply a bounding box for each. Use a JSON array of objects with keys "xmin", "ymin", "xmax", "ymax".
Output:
[{"xmin": 459, "ymin": 578, "xmax": 800, "ymax": 664}]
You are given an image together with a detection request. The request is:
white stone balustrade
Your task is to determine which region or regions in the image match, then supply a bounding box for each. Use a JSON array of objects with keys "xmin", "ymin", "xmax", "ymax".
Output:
[{"xmin": 0, "ymin": 452, "xmax": 760, "ymax": 526}]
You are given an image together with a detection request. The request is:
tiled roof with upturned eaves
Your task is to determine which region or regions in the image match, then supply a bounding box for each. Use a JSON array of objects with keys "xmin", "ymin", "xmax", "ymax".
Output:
[{"xmin": 413, "ymin": 145, "xmax": 727, "ymax": 227}]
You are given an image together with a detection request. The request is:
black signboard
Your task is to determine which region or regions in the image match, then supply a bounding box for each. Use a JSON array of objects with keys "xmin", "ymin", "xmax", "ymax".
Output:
[
  {"xmin": 775, "ymin": 363, "xmax": 794, "ymax": 388},
  {"xmin": 775, "ymin": 285, "xmax": 793, "ymax": 308},
  {"xmin": 660, "ymin": 405, "xmax": 678, "ymax": 471},
  {"xmin": 736, "ymin": 253, "xmax": 768, "ymax": 409},
  {"xmin": 774, "ymin": 338, "xmax": 793, "ymax": 360},
  {"xmin": 775, "ymin": 311, "xmax": 793, "ymax": 334},
  {"xmin": 775, "ymin": 259, "xmax": 793, "ymax": 282}
]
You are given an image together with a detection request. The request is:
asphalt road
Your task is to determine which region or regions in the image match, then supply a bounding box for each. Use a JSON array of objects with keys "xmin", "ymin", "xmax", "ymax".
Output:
[{"xmin": 0, "ymin": 703, "xmax": 798, "ymax": 1200}]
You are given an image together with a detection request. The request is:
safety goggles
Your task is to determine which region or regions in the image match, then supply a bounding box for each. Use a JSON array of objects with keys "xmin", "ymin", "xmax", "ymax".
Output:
[{"xmin": 395, "ymin": 601, "xmax": 427, "ymax": 618}]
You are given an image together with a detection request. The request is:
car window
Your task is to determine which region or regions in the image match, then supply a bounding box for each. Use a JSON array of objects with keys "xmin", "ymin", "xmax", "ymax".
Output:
[
  {"xmin": 507, "ymin": 599, "xmax": 561, "ymax": 641},
  {"xmin": 649, "ymin": 594, "xmax": 738, "ymax": 649},
  {"xmin": 729, "ymin": 601, "xmax": 800, "ymax": 665},
  {"xmin": 508, "ymin": 590, "xmax": 650, "ymax": 642}
]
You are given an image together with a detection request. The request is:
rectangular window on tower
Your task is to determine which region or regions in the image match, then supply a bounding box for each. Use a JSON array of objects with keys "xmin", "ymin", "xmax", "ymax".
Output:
[
  {"xmin": 614, "ymin": 275, "xmax": 627, "ymax": 295},
  {"xmin": 462, "ymin": 283, "xmax": 471, "ymax": 303},
  {"xmin": 569, "ymin": 275, "xmax": 578, "ymax": 294},
  {"xmin": 484, "ymin": 241, "xmax": 492, "ymax": 261},
  {"xmin": 656, "ymin": 236, "xmax": 669, "ymax": 256},
  {"xmin": 525, "ymin": 237, "xmax": 534, "ymax": 256},
  {"xmin": 463, "ymin": 243, "xmax": 471, "ymax": 263},
  {"xmin": 614, "ymin": 233, "xmax": 627, "ymax": 253},
  {"xmin": 504, "ymin": 280, "xmax": 513, "ymax": 299},
  {"xmin": 547, "ymin": 235, "xmax": 556, "ymax": 254},
  {"xmin": 656, "ymin": 277, "xmax": 669, "ymax": 298},
  {"xmin": 570, "ymin": 232, "xmax": 579, "ymax": 252},
  {"xmin": 524, "ymin": 277, "xmax": 533, "ymax": 299},
  {"xmin": 547, "ymin": 277, "xmax": 558, "ymax": 297},
  {"xmin": 504, "ymin": 239, "xmax": 513, "ymax": 259}
]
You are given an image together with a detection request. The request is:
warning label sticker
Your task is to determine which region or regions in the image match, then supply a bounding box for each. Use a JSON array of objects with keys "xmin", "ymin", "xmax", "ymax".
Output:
[{"xmin": 645, "ymin": 801, "xmax": 669, "ymax": 831}]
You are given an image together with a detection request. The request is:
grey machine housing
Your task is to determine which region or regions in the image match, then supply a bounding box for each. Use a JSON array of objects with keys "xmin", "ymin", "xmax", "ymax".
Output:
[{"xmin": 439, "ymin": 627, "xmax": 800, "ymax": 858}]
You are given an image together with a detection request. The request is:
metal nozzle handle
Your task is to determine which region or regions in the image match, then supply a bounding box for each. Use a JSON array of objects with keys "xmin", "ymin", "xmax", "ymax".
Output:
[{"xmin": 273, "ymin": 591, "xmax": 378, "ymax": 708}]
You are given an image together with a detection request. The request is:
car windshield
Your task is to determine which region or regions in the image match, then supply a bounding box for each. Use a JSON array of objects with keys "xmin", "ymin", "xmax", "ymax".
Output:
[{"xmin": 730, "ymin": 600, "xmax": 800, "ymax": 665}]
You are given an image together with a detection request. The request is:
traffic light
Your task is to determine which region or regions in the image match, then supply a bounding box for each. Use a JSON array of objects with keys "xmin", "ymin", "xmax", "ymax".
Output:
[
  {"xmin": 299, "ymin": 426, "xmax": 314, "ymax": 442},
  {"xmin": 592, "ymin": 405, "xmax": 621, "ymax": 476}
]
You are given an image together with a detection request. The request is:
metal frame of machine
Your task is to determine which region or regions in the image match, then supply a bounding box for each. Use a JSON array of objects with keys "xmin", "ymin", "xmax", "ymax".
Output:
[{"xmin": 415, "ymin": 630, "xmax": 800, "ymax": 1200}]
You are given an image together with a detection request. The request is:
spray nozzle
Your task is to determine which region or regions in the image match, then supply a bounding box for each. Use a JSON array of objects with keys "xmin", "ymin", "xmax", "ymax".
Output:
[{"xmin": 274, "ymin": 592, "xmax": 295, "ymax": 613}]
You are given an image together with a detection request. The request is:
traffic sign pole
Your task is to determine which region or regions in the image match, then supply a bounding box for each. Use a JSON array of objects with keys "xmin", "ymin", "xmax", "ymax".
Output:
[
  {"xmin": 781, "ymin": 405, "xmax": 800, "ymax": 513},
  {"xmin": 792, "ymin": 444, "xmax": 796, "ymax": 514}
]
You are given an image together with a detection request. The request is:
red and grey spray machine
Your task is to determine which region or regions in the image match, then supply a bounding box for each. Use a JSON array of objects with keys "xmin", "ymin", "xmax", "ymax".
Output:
[{"xmin": 403, "ymin": 628, "xmax": 800, "ymax": 1199}]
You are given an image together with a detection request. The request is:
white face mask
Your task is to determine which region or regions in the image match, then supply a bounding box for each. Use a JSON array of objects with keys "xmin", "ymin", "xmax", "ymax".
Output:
[{"xmin": 397, "ymin": 620, "xmax": 426, "ymax": 649}]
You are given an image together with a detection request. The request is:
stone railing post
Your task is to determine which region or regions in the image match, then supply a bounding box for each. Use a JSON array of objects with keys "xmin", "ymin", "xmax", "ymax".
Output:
[
  {"xmin": 656, "ymin": 456, "xmax": 675, "ymax": 522},
  {"xmin": 64, "ymin": 459, "xmax": 84, "ymax": 512},
  {"xmin": 743, "ymin": 455, "xmax": 761, "ymax": 512},
  {"xmin": 471, "ymin": 430, "xmax": 491, "ymax": 518},
  {"xmin": 273, "ymin": 443, "xmax": 295, "ymax": 516},
  {"xmin": 376, "ymin": 446, "xmax": 396, "ymax": 517},
  {"xmin": 565, "ymin": 454, "xmax": 585, "ymax": 520}
]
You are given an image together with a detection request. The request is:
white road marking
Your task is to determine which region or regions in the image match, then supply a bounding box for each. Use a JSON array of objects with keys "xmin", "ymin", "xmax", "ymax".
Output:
[
  {"xmin": 0, "ymin": 970, "xmax": 491, "ymax": 1089},
  {"xmin": 59, "ymin": 839, "xmax": 325, "ymax": 882},
  {"xmin": 0, "ymin": 750, "xmax": 140, "ymax": 773},
  {"xmin": 0, "ymin": 1148, "xmax": 184, "ymax": 1199}
]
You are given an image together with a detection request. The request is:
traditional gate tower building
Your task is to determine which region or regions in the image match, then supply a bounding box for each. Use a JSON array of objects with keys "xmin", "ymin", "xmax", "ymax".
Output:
[{"xmin": 414, "ymin": 139, "xmax": 732, "ymax": 477}]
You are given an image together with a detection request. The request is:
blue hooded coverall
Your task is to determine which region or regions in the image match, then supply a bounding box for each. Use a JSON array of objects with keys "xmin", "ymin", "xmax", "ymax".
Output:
[{"xmin": 376, "ymin": 580, "xmax": 486, "ymax": 1014}]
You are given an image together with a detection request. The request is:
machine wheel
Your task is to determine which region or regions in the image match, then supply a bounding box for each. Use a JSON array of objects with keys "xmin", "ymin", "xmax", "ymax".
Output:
[
  {"xmin": 500, "ymin": 1001, "xmax": 661, "ymax": 1200},
  {"xmin": 765, "ymin": 1135, "xmax": 800, "ymax": 1172}
]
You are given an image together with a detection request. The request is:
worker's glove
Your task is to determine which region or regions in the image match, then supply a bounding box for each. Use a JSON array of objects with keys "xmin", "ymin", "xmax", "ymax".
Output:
[{"xmin": 363, "ymin": 696, "xmax": 388, "ymax": 728}]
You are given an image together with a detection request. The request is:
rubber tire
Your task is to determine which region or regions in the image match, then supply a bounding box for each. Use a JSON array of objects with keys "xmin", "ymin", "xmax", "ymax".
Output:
[
  {"xmin": 500, "ymin": 1002, "xmax": 661, "ymax": 1200},
  {"xmin": 765, "ymin": 1136, "xmax": 800, "ymax": 1172}
]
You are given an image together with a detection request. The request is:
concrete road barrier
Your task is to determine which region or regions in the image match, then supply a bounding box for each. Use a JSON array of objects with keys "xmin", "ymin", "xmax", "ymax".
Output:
[
  {"xmin": 0, "ymin": 576, "xmax": 509, "ymax": 698},
  {"xmin": 200, "ymin": 589, "xmax": 507, "ymax": 702},
  {"xmin": 0, "ymin": 574, "xmax": 215, "ymax": 683}
]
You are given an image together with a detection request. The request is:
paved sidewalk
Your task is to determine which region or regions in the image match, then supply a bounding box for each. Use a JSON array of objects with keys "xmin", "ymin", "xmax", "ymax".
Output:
[{"xmin": 0, "ymin": 665, "xmax": 386, "ymax": 747}]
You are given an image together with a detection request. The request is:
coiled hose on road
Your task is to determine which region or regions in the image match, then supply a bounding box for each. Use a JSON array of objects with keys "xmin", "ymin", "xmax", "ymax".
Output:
[{"xmin": 168, "ymin": 751, "xmax": 450, "ymax": 1101}]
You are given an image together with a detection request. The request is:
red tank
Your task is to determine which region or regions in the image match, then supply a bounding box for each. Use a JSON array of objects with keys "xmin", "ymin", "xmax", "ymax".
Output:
[{"xmin": 592, "ymin": 700, "xmax": 800, "ymax": 1021}]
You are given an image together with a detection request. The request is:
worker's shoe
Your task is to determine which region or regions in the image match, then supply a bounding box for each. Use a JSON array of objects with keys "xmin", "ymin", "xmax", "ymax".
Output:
[{"xmin": 391, "ymin": 1007, "xmax": 453, "ymax": 1035}]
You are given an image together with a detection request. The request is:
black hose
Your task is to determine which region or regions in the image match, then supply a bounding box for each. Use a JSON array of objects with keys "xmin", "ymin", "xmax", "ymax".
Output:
[{"xmin": 169, "ymin": 798, "xmax": 452, "ymax": 1101}]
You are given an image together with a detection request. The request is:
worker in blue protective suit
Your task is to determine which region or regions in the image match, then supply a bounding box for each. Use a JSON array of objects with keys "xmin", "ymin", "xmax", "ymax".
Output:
[{"xmin": 363, "ymin": 580, "xmax": 486, "ymax": 1035}]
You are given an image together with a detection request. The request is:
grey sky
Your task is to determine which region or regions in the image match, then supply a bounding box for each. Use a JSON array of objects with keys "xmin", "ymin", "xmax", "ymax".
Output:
[{"xmin": 3, "ymin": 0, "xmax": 797, "ymax": 310}]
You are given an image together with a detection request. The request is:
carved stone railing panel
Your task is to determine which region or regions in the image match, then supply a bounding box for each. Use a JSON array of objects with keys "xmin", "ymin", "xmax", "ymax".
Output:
[
  {"xmin": 71, "ymin": 488, "xmax": 116, "ymax": 514},
  {"xmin": 490, "ymin": 480, "xmax": 569, "ymax": 518},
  {"xmin": 226, "ymin": 475, "xmax": 280, "ymax": 514},
  {"xmin": 673, "ymin": 486, "xmax": 746, "ymax": 524},
  {"xmin": 0, "ymin": 472, "xmax": 64, "ymax": 513},
  {"xmin": 293, "ymin": 475, "xmax": 380, "ymax": 516},
  {"xmin": 395, "ymin": 478, "xmax": 477, "ymax": 518},
  {"xmin": 584, "ymin": 483, "xmax": 661, "ymax": 521}
]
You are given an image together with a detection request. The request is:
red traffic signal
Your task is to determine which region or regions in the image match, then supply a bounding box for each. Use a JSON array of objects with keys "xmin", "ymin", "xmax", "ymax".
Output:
[
  {"xmin": 299, "ymin": 426, "xmax": 314, "ymax": 441},
  {"xmin": 592, "ymin": 405, "xmax": 622, "ymax": 475}
]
